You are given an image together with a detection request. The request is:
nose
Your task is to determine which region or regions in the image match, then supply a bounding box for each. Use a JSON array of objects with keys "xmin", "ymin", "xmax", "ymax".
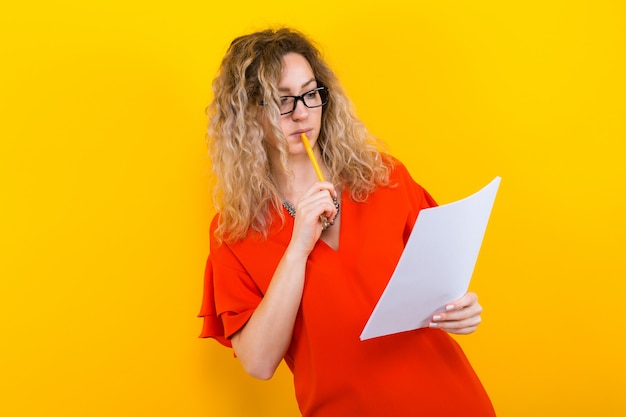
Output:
[{"xmin": 291, "ymin": 97, "xmax": 309, "ymax": 120}]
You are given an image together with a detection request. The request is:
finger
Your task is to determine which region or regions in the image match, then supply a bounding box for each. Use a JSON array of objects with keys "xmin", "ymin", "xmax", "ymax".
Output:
[
  {"xmin": 430, "ymin": 314, "xmax": 482, "ymax": 334},
  {"xmin": 436, "ymin": 311, "xmax": 482, "ymax": 328},
  {"xmin": 438, "ymin": 302, "xmax": 482, "ymax": 322},
  {"xmin": 298, "ymin": 188, "xmax": 338, "ymax": 220},
  {"xmin": 436, "ymin": 315, "xmax": 482, "ymax": 335},
  {"xmin": 440, "ymin": 325, "xmax": 480, "ymax": 335},
  {"xmin": 445, "ymin": 292, "xmax": 478, "ymax": 311},
  {"xmin": 300, "ymin": 181, "xmax": 336, "ymax": 200},
  {"xmin": 298, "ymin": 194, "xmax": 337, "ymax": 218}
]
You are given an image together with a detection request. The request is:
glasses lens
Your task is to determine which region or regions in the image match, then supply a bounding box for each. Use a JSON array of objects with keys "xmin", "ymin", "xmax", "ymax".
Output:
[
  {"xmin": 280, "ymin": 97, "xmax": 295, "ymax": 114},
  {"xmin": 303, "ymin": 89, "xmax": 323, "ymax": 108},
  {"xmin": 317, "ymin": 87, "xmax": 329, "ymax": 106}
]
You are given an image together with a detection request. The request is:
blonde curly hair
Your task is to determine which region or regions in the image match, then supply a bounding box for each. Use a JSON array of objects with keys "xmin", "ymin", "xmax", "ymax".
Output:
[{"xmin": 208, "ymin": 28, "xmax": 391, "ymax": 243}]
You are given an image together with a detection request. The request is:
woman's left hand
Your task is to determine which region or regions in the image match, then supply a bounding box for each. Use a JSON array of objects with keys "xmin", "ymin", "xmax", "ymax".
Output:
[{"xmin": 429, "ymin": 292, "xmax": 483, "ymax": 335}]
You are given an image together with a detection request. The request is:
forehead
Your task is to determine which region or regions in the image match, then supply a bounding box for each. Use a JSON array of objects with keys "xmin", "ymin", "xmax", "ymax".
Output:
[{"xmin": 278, "ymin": 53, "xmax": 315, "ymax": 91}]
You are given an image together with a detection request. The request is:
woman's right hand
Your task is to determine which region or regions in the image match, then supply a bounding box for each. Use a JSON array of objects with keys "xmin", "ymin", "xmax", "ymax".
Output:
[{"xmin": 288, "ymin": 181, "xmax": 338, "ymax": 255}]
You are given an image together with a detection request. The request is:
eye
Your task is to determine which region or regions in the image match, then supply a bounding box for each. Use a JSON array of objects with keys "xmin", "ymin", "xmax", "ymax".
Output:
[
  {"xmin": 305, "ymin": 90, "xmax": 318, "ymax": 99},
  {"xmin": 280, "ymin": 97, "xmax": 291, "ymax": 105}
]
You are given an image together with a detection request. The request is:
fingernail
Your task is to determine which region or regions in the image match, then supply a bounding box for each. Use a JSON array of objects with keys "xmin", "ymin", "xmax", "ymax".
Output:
[
  {"xmin": 445, "ymin": 305, "xmax": 455, "ymax": 311},
  {"xmin": 429, "ymin": 322, "xmax": 438, "ymax": 328},
  {"xmin": 432, "ymin": 315, "xmax": 442, "ymax": 321}
]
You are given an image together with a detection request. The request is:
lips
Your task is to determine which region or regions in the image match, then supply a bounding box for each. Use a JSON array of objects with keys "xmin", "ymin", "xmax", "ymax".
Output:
[{"xmin": 292, "ymin": 129, "xmax": 312, "ymax": 137}]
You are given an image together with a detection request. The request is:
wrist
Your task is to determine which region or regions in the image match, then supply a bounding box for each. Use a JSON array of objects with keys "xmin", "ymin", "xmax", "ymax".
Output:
[{"xmin": 283, "ymin": 243, "xmax": 311, "ymax": 264}]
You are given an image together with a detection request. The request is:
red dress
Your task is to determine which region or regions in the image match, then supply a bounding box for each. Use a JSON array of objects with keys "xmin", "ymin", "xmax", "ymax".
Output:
[{"xmin": 199, "ymin": 161, "xmax": 495, "ymax": 417}]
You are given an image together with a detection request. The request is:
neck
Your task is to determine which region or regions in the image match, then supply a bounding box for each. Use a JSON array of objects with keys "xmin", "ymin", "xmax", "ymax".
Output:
[{"xmin": 270, "ymin": 151, "xmax": 328, "ymax": 202}]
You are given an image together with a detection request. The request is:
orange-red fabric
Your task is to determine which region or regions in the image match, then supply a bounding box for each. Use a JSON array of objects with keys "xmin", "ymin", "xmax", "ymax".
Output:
[{"xmin": 199, "ymin": 161, "xmax": 495, "ymax": 416}]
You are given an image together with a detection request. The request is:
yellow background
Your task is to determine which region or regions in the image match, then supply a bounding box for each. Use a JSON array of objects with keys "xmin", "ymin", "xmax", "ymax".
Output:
[{"xmin": 1, "ymin": 1, "xmax": 624, "ymax": 416}]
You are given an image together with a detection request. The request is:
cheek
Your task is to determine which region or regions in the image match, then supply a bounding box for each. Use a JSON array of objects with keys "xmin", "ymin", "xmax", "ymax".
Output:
[
  {"xmin": 262, "ymin": 130, "xmax": 279, "ymax": 149},
  {"xmin": 277, "ymin": 118, "xmax": 291, "ymax": 138},
  {"xmin": 258, "ymin": 114, "xmax": 277, "ymax": 143},
  {"xmin": 261, "ymin": 122, "xmax": 285, "ymax": 150}
]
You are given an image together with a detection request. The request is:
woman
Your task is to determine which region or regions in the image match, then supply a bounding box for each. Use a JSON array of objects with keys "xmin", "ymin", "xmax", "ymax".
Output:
[{"xmin": 199, "ymin": 28, "xmax": 495, "ymax": 416}]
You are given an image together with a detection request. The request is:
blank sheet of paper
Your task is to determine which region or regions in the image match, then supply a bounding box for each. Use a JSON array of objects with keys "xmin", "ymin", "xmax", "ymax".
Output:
[{"xmin": 360, "ymin": 177, "xmax": 501, "ymax": 341}]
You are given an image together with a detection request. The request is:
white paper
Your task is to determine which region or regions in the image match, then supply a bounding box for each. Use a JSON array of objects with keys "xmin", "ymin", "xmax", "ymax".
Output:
[{"xmin": 360, "ymin": 177, "xmax": 501, "ymax": 341}]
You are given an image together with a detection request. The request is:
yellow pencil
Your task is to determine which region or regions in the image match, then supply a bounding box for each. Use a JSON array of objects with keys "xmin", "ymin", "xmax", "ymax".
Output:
[
  {"xmin": 300, "ymin": 133, "xmax": 325, "ymax": 181},
  {"xmin": 301, "ymin": 133, "xmax": 334, "ymax": 230}
]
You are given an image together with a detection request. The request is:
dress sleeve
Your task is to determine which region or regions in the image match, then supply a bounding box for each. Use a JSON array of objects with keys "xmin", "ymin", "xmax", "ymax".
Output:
[
  {"xmin": 387, "ymin": 158, "xmax": 438, "ymax": 244},
  {"xmin": 198, "ymin": 217, "xmax": 262, "ymax": 348},
  {"xmin": 198, "ymin": 254, "xmax": 230, "ymax": 346}
]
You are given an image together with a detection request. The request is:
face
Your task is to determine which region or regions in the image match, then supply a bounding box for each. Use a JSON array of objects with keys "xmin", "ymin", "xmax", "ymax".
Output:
[{"xmin": 262, "ymin": 52, "xmax": 323, "ymax": 156}]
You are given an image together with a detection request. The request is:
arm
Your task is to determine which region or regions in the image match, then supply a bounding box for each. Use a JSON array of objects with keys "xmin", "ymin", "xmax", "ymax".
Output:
[{"xmin": 230, "ymin": 182, "xmax": 338, "ymax": 379}]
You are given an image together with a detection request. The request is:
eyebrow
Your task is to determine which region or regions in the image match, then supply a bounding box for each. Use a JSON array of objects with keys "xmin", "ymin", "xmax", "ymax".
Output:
[{"xmin": 278, "ymin": 78, "xmax": 317, "ymax": 94}]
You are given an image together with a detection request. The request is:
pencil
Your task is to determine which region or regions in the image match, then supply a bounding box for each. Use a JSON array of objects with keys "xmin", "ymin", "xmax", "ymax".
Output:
[{"xmin": 300, "ymin": 133, "xmax": 325, "ymax": 181}]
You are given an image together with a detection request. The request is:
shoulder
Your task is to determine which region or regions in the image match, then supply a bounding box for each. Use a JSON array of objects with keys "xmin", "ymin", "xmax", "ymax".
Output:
[
  {"xmin": 386, "ymin": 156, "xmax": 412, "ymax": 183},
  {"xmin": 379, "ymin": 154, "xmax": 417, "ymax": 184},
  {"xmin": 382, "ymin": 155, "xmax": 437, "ymax": 206},
  {"xmin": 208, "ymin": 211, "xmax": 290, "ymax": 271}
]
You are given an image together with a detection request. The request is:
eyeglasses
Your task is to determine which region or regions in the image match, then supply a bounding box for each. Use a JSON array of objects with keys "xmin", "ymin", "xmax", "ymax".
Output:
[{"xmin": 278, "ymin": 86, "xmax": 329, "ymax": 115}]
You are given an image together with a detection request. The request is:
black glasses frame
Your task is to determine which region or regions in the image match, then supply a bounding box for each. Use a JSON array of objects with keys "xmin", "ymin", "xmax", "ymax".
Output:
[{"xmin": 279, "ymin": 86, "xmax": 329, "ymax": 115}]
